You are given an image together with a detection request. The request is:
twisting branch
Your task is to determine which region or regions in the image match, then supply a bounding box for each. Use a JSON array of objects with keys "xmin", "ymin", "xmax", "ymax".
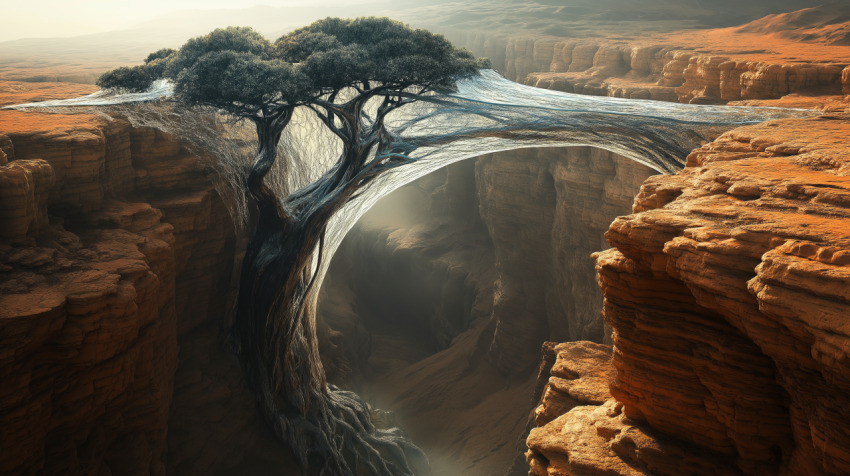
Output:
[
  {"xmin": 284, "ymin": 224, "xmax": 327, "ymax": 379},
  {"xmin": 309, "ymin": 104, "xmax": 349, "ymax": 142}
]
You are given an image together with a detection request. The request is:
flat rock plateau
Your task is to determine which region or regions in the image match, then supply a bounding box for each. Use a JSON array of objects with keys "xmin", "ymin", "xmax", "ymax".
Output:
[{"xmin": 1, "ymin": 2, "xmax": 850, "ymax": 475}]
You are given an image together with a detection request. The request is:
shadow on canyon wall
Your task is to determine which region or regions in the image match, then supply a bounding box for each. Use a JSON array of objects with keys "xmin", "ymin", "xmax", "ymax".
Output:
[
  {"xmin": 0, "ymin": 0, "xmax": 839, "ymax": 83},
  {"xmin": 315, "ymin": 148, "xmax": 656, "ymax": 474},
  {"xmin": 3, "ymin": 3, "xmax": 850, "ymax": 475}
]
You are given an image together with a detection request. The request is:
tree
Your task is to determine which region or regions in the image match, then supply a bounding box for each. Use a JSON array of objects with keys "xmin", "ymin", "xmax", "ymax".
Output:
[{"xmin": 97, "ymin": 18, "xmax": 483, "ymax": 475}]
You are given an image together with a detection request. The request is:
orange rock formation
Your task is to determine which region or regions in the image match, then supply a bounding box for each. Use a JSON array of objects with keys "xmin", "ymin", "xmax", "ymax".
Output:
[
  {"xmin": 0, "ymin": 81, "xmax": 269, "ymax": 475},
  {"xmin": 319, "ymin": 147, "xmax": 655, "ymax": 474},
  {"xmin": 4, "ymin": 6, "xmax": 850, "ymax": 472},
  {"xmin": 581, "ymin": 113, "xmax": 850, "ymax": 475},
  {"xmin": 445, "ymin": 3, "xmax": 850, "ymax": 105}
]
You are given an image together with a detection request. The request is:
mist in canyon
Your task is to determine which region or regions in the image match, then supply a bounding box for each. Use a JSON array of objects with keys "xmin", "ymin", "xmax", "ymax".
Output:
[{"xmin": 2, "ymin": 1, "xmax": 850, "ymax": 476}]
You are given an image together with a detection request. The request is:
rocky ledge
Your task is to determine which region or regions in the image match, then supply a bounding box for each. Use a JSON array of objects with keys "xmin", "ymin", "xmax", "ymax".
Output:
[
  {"xmin": 528, "ymin": 104, "xmax": 850, "ymax": 475},
  {"xmin": 442, "ymin": 4, "xmax": 850, "ymax": 105},
  {"xmin": 0, "ymin": 81, "xmax": 273, "ymax": 475}
]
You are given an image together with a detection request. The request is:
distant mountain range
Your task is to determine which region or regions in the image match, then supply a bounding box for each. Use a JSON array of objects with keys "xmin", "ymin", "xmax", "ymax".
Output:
[
  {"xmin": 0, "ymin": 0, "xmax": 841, "ymax": 83},
  {"xmin": 736, "ymin": 1, "xmax": 850, "ymax": 45}
]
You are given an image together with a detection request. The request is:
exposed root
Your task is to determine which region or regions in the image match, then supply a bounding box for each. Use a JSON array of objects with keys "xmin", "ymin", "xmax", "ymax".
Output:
[{"xmin": 260, "ymin": 382, "xmax": 429, "ymax": 476}]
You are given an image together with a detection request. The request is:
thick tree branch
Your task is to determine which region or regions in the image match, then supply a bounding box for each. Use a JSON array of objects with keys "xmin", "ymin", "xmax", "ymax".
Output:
[
  {"xmin": 246, "ymin": 107, "xmax": 294, "ymax": 221},
  {"xmin": 309, "ymin": 105, "xmax": 349, "ymax": 142}
]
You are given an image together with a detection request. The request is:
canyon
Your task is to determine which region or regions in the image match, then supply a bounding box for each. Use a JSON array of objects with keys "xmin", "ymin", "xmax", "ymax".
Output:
[
  {"xmin": 0, "ymin": 85, "xmax": 305, "ymax": 475},
  {"xmin": 314, "ymin": 146, "xmax": 655, "ymax": 474},
  {"xmin": 2, "ymin": 4, "xmax": 850, "ymax": 475},
  {"xmin": 440, "ymin": 3, "xmax": 850, "ymax": 104},
  {"xmin": 524, "ymin": 112, "xmax": 850, "ymax": 476}
]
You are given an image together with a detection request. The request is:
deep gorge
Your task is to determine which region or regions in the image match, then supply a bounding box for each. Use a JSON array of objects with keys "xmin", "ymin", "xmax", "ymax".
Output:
[
  {"xmin": 315, "ymin": 147, "xmax": 655, "ymax": 474},
  {"xmin": 2, "ymin": 12, "xmax": 850, "ymax": 476},
  {"xmin": 0, "ymin": 112, "xmax": 654, "ymax": 474}
]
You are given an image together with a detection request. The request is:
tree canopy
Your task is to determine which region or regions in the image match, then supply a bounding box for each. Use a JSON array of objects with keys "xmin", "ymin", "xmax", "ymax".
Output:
[
  {"xmin": 96, "ymin": 18, "xmax": 487, "ymax": 119},
  {"xmin": 277, "ymin": 17, "xmax": 480, "ymax": 91},
  {"xmin": 93, "ymin": 20, "xmax": 491, "ymax": 475}
]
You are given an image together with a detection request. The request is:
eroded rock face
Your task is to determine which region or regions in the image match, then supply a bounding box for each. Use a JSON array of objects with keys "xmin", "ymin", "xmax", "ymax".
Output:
[
  {"xmin": 524, "ymin": 342, "xmax": 773, "ymax": 476},
  {"xmin": 531, "ymin": 342, "xmax": 615, "ymax": 427},
  {"xmin": 0, "ymin": 204, "xmax": 178, "ymax": 476},
  {"xmin": 529, "ymin": 398, "xmax": 753, "ymax": 476},
  {"xmin": 477, "ymin": 147, "xmax": 655, "ymax": 375},
  {"xmin": 843, "ymin": 65, "xmax": 850, "ymax": 94},
  {"xmin": 503, "ymin": 341, "xmax": 614, "ymax": 476},
  {"xmin": 0, "ymin": 159, "xmax": 54, "ymax": 243},
  {"xmin": 444, "ymin": 30, "xmax": 850, "ymax": 104},
  {"xmin": 325, "ymin": 147, "xmax": 654, "ymax": 382},
  {"xmin": 591, "ymin": 115, "xmax": 850, "ymax": 475},
  {"xmin": 316, "ymin": 147, "xmax": 654, "ymax": 474},
  {"xmin": 0, "ymin": 104, "xmax": 258, "ymax": 475}
]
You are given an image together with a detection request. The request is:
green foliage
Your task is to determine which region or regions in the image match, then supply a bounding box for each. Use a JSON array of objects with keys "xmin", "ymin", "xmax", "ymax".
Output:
[
  {"xmin": 299, "ymin": 45, "xmax": 371, "ymax": 90},
  {"xmin": 96, "ymin": 66, "xmax": 152, "ymax": 92},
  {"xmin": 275, "ymin": 32, "xmax": 341, "ymax": 63},
  {"xmin": 174, "ymin": 51, "xmax": 308, "ymax": 114},
  {"xmin": 145, "ymin": 48, "xmax": 177, "ymax": 64},
  {"xmin": 98, "ymin": 18, "xmax": 484, "ymax": 118},
  {"xmin": 275, "ymin": 17, "xmax": 480, "ymax": 91},
  {"xmin": 165, "ymin": 26, "xmax": 273, "ymax": 80},
  {"xmin": 477, "ymin": 57, "xmax": 492, "ymax": 69},
  {"xmin": 143, "ymin": 48, "xmax": 177, "ymax": 78},
  {"xmin": 97, "ymin": 48, "xmax": 177, "ymax": 92}
]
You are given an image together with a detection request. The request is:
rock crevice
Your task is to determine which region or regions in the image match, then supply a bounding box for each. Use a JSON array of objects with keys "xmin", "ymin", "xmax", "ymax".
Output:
[{"xmin": 531, "ymin": 115, "xmax": 850, "ymax": 476}]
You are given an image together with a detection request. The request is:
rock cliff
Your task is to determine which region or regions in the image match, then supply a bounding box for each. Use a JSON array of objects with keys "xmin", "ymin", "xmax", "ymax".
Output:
[
  {"xmin": 0, "ymin": 82, "xmax": 299, "ymax": 475},
  {"xmin": 5, "ymin": 11, "xmax": 850, "ymax": 473},
  {"xmin": 443, "ymin": 26, "xmax": 850, "ymax": 104},
  {"xmin": 315, "ymin": 147, "xmax": 655, "ymax": 473},
  {"xmin": 600, "ymin": 113, "xmax": 850, "ymax": 475},
  {"xmin": 519, "ymin": 107, "xmax": 850, "ymax": 475},
  {"xmin": 477, "ymin": 148, "xmax": 654, "ymax": 375}
]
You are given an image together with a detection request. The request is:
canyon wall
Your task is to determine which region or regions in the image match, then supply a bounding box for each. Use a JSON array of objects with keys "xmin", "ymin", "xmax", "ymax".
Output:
[
  {"xmin": 442, "ymin": 30, "xmax": 850, "ymax": 104},
  {"xmin": 0, "ymin": 104, "xmax": 299, "ymax": 475},
  {"xmin": 326, "ymin": 146, "xmax": 655, "ymax": 381},
  {"xmin": 522, "ymin": 111, "xmax": 850, "ymax": 475},
  {"xmin": 316, "ymin": 146, "xmax": 655, "ymax": 474},
  {"xmin": 5, "ymin": 23, "xmax": 850, "ymax": 475},
  {"xmin": 0, "ymin": 79, "xmax": 658, "ymax": 476},
  {"xmin": 476, "ymin": 147, "xmax": 654, "ymax": 375}
]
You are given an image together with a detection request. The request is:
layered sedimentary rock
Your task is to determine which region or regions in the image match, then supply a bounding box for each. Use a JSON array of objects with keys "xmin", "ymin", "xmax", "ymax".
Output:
[
  {"xmin": 477, "ymin": 147, "xmax": 655, "ymax": 375},
  {"xmin": 504, "ymin": 341, "xmax": 615, "ymax": 476},
  {"xmin": 531, "ymin": 49, "xmax": 848, "ymax": 104},
  {"xmin": 843, "ymin": 65, "xmax": 850, "ymax": 95},
  {"xmin": 0, "ymin": 159, "xmax": 54, "ymax": 243},
  {"xmin": 584, "ymin": 113, "xmax": 850, "ymax": 475},
  {"xmin": 522, "ymin": 340, "xmax": 768, "ymax": 476},
  {"xmin": 0, "ymin": 200, "xmax": 179, "ymax": 476},
  {"xmin": 443, "ymin": 29, "xmax": 850, "ymax": 104},
  {"xmin": 0, "ymin": 96, "xmax": 254, "ymax": 475},
  {"xmin": 530, "ymin": 342, "xmax": 614, "ymax": 427},
  {"xmin": 330, "ymin": 147, "xmax": 654, "ymax": 380},
  {"xmin": 525, "ymin": 341, "xmax": 615, "ymax": 475},
  {"xmin": 318, "ymin": 147, "xmax": 654, "ymax": 474}
]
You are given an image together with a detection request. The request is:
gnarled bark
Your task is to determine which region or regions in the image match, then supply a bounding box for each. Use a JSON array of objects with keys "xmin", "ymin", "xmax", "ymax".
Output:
[{"xmin": 231, "ymin": 109, "xmax": 429, "ymax": 476}]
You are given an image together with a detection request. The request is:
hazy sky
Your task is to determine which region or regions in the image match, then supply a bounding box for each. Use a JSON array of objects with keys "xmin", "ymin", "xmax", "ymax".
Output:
[{"xmin": 0, "ymin": 0, "xmax": 387, "ymax": 42}]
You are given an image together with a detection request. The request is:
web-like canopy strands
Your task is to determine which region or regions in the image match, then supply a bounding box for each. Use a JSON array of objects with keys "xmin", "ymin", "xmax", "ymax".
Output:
[
  {"xmin": 8, "ymin": 70, "xmax": 816, "ymax": 270},
  {"xmin": 6, "ymin": 69, "xmax": 818, "ymax": 476}
]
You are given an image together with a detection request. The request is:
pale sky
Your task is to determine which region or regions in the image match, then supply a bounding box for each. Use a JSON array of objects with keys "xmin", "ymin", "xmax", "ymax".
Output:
[{"xmin": 0, "ymin": 0, "xmax": 387, "ymax": 42}]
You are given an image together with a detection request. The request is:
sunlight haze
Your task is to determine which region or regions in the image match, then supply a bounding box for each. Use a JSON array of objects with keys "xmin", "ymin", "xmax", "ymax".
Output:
[{"xmin": 0, "ymin": 0, "xmax": 389, "ymax": 42}]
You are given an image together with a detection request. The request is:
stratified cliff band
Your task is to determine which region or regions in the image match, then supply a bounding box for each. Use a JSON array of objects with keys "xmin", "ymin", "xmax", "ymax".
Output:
[{"xmin": 2, "ymin": 10, "xmax": 850, "ymax": 475}]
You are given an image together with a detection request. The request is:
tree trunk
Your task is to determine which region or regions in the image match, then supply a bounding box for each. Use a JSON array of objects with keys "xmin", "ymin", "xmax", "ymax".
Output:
[{"xmin": 231, "ymin": 117, "xmax": 429, "ymax": 476}]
